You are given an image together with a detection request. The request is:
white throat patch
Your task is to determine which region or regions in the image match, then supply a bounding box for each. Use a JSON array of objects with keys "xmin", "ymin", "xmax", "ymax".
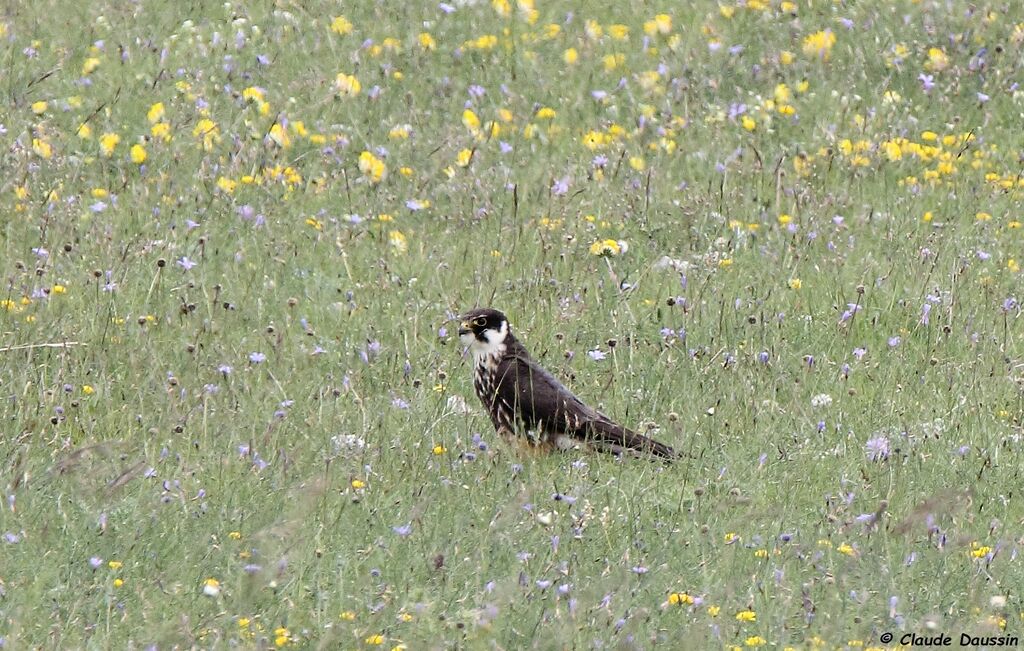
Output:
[{"xmin": 464, "ymin": 319, "xmax": 508, "ymax": 364}]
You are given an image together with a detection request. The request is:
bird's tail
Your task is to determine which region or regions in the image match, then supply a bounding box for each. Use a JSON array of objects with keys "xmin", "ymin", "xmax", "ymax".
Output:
[{"xmin": 587, "ymin": 419, "xmax": 676, "ymax": 461}]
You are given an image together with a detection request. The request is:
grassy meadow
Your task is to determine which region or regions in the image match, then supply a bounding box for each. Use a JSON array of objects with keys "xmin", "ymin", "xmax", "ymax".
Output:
[{"xmin": 2, "ymin": 0, "xmax": 1024, "ymax": 648}]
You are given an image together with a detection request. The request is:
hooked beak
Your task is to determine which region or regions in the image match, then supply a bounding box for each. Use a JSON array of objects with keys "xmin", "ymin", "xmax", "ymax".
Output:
[{"xmin": 458, "ymin": 320, "xmax": 472, "ymax": 337}]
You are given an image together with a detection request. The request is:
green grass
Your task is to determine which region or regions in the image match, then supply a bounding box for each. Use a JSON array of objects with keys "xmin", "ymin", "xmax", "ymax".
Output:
[{"xmin": 2, "ymin": 0, "xmax": 1023, "ymax": 648}]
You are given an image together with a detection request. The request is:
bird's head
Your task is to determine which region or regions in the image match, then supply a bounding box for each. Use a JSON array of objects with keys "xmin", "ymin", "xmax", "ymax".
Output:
[{"xmin": 458, "ymin": 307, "xmax": 510, "ymax": 356}]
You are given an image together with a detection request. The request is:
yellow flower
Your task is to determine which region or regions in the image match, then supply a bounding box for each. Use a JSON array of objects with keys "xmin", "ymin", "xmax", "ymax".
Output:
[
  {"xmin": 535, "ymin": 107, "xmax": 556, "ymax": 120},
  {"xmin": 456, "ymin": 148, "xmax": 473, "ymax": 167},
  {"xmin": 837, "ymin": 542, "xmax": 855, "ymax": 556},
  {"xmin": 335, "ymin": 73, "xmax": 361, "ymax": 97},
  {"xmin": 340, "ymin": 610, "xmax": 356, "ymax": 621},
  {"xmin": 926, "ymin": 47, "xmax": 949, "ymax": 71},
  {"xmin": 238, "ymin": 617, "xmax": 250, "ymax": 628},
  {"xmin": 82, "ymin": 385, "xmax": 95, "ymax": 395},
  {"xmin": 976, "ymin": 212, "xmax": 992, "ymax": 221},
  {"xmin": 628, "ymin": 156, "xmax": 646, "ymax": 171},
  {"xmin": 147, "ymin": 102, "xmax": 166, "ymax": 124},
  {"xmin": 745, "ymin": 636, "xmax": 767, "ymax": 647},
  {"xmin": 359, "ymin": 151, "xmax": 386, "ymax": 184},
  {"xmin": 82, "ymin": 57, "xmax": 101, "ymax": 75},
  {"xmin": 351, "ymin": 479, "xmax": 366, "ymax": 490},
  {"xmin": 735, "ymin": 610, "xmax": 757, "ymax": 622},
  {"xmin": 668, "ymin": 592, "xmax": 694, "ymax": 605},
  {"xmin": 563, "ymin": 47, "xmax": 578, "ymax": 64},
  {"xmin": 462, "ymin": 108, "xmax": 481, "ymax": 133},
  {"xmin": 130, "ymin": 144, "xmax": 147, "ymax": 164},
  {"xmin": 151, "ymin": 122, "xmax": 171, "ymax": 141},
  {"xmin": 113, "ymin": 578, "xmax": 124, "ymax": 588},
  {"xmin": 431, "ymin": 444, "xmax": 447, "ymax": 455},
  {"xmin": 51, "ymin": 284, "xmax": 67, "ymax": 294},
  {"xmin": 193, "ymin": 118, "xmax": 220, "ymax": 150},
  {"xmin": 217, "ymin": 177, "xmax": 237, "ymax": 194},
  {"xmin": 99, "ymin": 132, "xmax": 120, "ymax": 157},
  {"xmin": 31, "ymin": 100, "xmax": 48, "ymax": 114},
  {"xmin": 229, "ymin": 531, "xmax": 242, "ymax": 540},
  {"xmin": 365, "ymin": 634, "xmax": 385, "ymax": 646},
  {"xmin": 268, "ymin": 123, "xmax": 291, "ymax": 148},
  {"xmin": 330, "ymin": 15, "xmax": 353, "ymax": 35},
  {"xmin": 724, "ymin": 532, "xmax": 739, "ymax": 544},
  {"xmin": 788, "ymin": 278, "xmax": 802, "ymax": 290},
  {"xmin": 202, "ymin": 578, "xmax": 221, "ymax": 596},
  {"xmin": 77, "ymin": 123, "xmax": 93, "ymax": 139},
  {"xmin": 643, "ymin": 13, "xmax": 672, "ymax": 36},
  {"xmin": 719, "ymin": 258, "xmax": 733, "ymax": 268},
  {"xmin": 1009, "ymin": 259, "xmax": 1020, "ymax": 273},
  {"xmin": 108, "ymin": 560, "xmax": 123, "ymax": 570},
  {"xmin": 32, "ymin": 138, "xmax": 53, "ymax": 159},
  {"xmin": 971, "ymin": 543, "xmax": 992, "ymax": 559},
  {"xmin": 708, "ymin": 605, "xmax": 721, "ymax": 617},
  {"xmin": 589, "ymin": 239, "xmax": 621, "ymax": 257},
  {"xmin": 802, "ymin": 29, "xmax": 836, "ymax": 60},
  {"xmin": 389, "ymin": 230, "xmax": 408, "ymax": 254},
  {"xmin": 603, "ymin": 53, "xmax": 625, "ymax": 71},
  {"xmin": 418, "ymin": 32, "xmax": 436, "ymax": 50},
  {"xmin": 741, "ymin": 115, "xmax": 757, "ymax": 131}
]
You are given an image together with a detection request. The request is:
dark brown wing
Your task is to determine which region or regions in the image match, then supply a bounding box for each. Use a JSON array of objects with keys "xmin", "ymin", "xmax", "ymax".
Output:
[{"xmin": 494, "ymin": 352, "xmax": 676, "ymax": 460}]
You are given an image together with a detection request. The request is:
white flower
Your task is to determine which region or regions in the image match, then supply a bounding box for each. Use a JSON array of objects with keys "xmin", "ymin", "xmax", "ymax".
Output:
[{"xmin": 810, "ymin": 393, "xmax": 833, "ymax": 408}]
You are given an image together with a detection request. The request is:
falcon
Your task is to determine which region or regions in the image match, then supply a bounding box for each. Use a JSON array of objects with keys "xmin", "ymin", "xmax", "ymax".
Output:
[{"xmin": 458, "ymin": 307, "xmax": 675, "ymax": 460}]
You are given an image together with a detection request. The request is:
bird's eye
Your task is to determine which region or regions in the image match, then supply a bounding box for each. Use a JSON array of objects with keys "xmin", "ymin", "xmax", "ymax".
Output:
[{"xmin": 473, "ymin": 317, "xmax": 487, "ymax": 327}]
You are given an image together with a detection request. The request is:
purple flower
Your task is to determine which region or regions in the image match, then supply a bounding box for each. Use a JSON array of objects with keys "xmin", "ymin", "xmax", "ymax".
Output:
[
  {"xmin": 89, "ymin": 556, "xmax": 103, "ymax": 569},
  {"xmin": 535, "ymin": 579, "xmax": 552, "ymax": 589},
  {"xmin": 920, "ymin": 303, "xmax": 931, "ymax": 325},
  {"xmin": 1002, "ymin": 297, "xmax": 1018, "ymax": 312},
  {"xmin": 218, "ymin": 364, "xmax": 232, "ymax": 375},
  {"xmin": 248, "ymin": 352, "xmax": 266, "ymax": 364},
  {"xmin": 587, "ymin": 349, "xmax": 607, "ymax": 361},
  {"xmin": 631, "ymin": 566, "xmax": 648, "ymax": 574},
  {"xmin": 887, "ymin": 336, "xmax": 901, "ymax": 348},
  {"xmin": 392, "ymin": 523, "xmax": 412, "ymax": 536},
  {"xmin": 757, "ymin": 351, "xmax": 770, "ymax": 364},
  {"xmin": 853, "ymin": 347, "xmax": 867, "ymax": 359},
  {"xmin": 391, "ymin": 397, "xmax": 410, "ymax": 409},
  {"xmin": 552, "ymin": 493, "xmax": 577, "ymax": 504},
  {"xmin": 918, "ymin": 73, "xmax": 935, "ymax": 92},
  {"xmin": 3, "ymin": 533, "xmax": 19, "ymax": 544},
  {"xmin": 551, "ymin": 176, "xmax": 570, "ymax": 196},
  {"xmin": 839, "ymin": 303, "xmax": 861, "ymax": 323},
  {"xmin": 498, "ymin": 141, "xmax": 512, "ymax": 154},
  {"xmin": 176, "ymin": 256, "xmax": 196, "ymax": 271},
  {"xmin": 865, "ymin": 436, "xmax": 890, "ymax": 461}
]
